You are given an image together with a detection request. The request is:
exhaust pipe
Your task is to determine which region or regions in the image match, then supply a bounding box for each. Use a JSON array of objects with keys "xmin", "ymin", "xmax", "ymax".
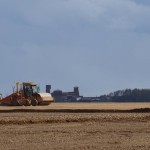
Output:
[{"xmin": 46, "ymin": 85, "xmax": 51, "ymax": 93}]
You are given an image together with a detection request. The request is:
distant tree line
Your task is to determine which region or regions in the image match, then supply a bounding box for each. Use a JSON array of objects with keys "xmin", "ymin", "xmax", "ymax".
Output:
[{"xmin": 100, "ymin": 89, "xmax": 150, "ymax": 102}]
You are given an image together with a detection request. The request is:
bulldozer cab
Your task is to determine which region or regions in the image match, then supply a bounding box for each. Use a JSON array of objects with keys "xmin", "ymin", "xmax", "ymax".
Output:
[{"xmin": 22, "ymin": 82, "xmax": 40, "ymax": 98}]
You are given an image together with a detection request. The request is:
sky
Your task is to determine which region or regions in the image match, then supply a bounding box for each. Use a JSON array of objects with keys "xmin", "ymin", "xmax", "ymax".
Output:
[{"xmin": 0, "ymin": 0, "xmax": 150, "ymax": 97}]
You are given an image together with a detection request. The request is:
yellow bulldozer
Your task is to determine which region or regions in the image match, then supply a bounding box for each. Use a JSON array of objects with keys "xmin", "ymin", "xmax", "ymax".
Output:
[{"xmin": 0, "ymin": 82, "xmax": 54, "ymax": 106}]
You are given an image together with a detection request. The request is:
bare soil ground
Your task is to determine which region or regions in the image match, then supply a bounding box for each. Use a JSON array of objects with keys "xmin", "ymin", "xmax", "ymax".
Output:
[
  {"xmin": 0, "ymin": 103, "xmax": 150, "ymax": 150},
  {"xmin": 1, "ymin": 102, "xmax": 150, "ymax": 112}
]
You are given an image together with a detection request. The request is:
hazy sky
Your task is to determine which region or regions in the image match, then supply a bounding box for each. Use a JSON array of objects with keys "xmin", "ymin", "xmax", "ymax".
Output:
[{"xmin": 1, "ymin": 0, "xmax": 150, "ymax": 96}]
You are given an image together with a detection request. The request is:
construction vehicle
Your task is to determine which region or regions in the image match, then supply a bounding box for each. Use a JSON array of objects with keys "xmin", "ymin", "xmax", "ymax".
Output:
[{"xmin": 0, "ymin": 82, "xmax": 54, "ymax": 106}]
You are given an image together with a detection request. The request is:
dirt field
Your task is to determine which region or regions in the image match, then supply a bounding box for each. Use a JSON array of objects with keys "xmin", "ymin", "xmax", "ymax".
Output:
[
  {"xmin": 0, "ymin": 103, "xmax": 150, "ymax": 150},
  {"xmin": 1, "ymin": 102, "xmax": 150, "ymax": 112}
]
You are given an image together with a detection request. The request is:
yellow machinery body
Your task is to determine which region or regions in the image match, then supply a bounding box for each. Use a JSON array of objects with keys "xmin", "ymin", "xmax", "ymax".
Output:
[{"xmin": 0, "ymin": 82, "xmax": 54, "ymax": 106}]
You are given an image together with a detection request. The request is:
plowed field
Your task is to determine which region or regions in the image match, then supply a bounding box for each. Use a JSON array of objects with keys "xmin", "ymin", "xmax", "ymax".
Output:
[{"xmin": 0, "ymin": 103, "xmax": 150, "ymax": 150}]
